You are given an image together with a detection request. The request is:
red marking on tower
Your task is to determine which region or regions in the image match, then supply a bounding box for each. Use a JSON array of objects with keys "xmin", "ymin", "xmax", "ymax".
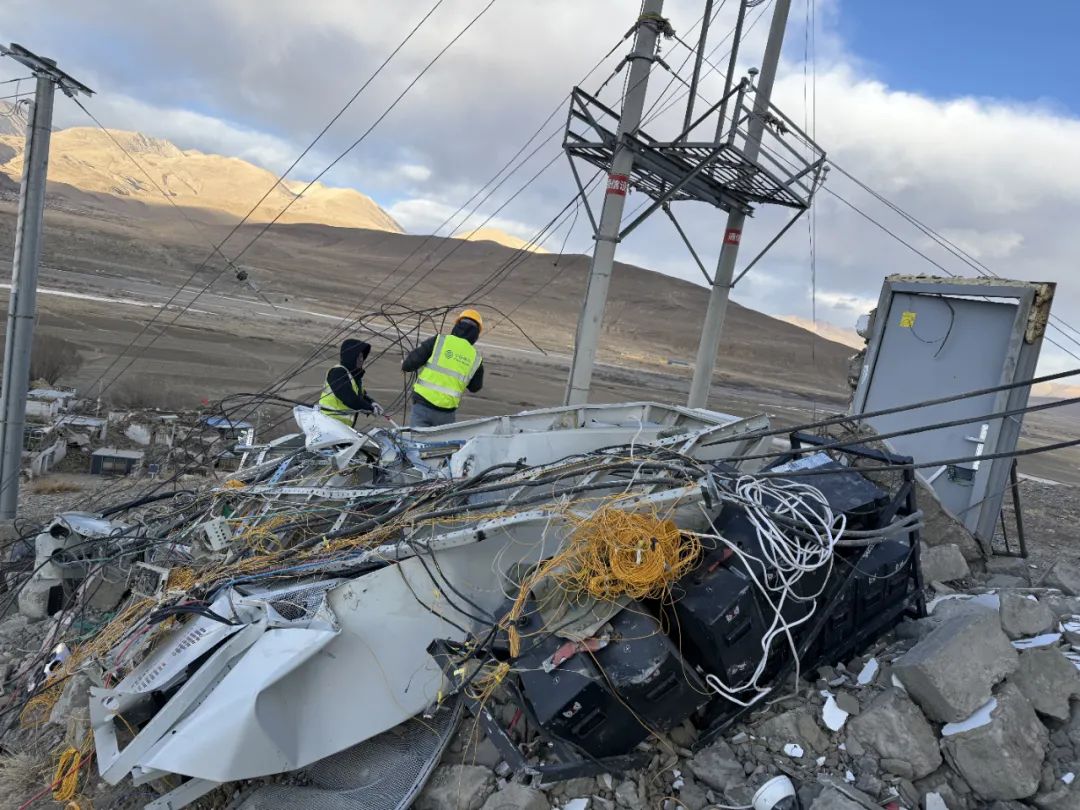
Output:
[
  {"xmin": 724, "ymin": 228, "xmax": 742, "ymax": 245},
  {"xmin": 606, "ymin": 173, "xmax": 629, "ymax": 196}
]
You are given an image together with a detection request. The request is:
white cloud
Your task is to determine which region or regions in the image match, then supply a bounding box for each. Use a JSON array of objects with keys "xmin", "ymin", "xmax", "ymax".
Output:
[{"xmin": 398, "ymin": 164, "xmax": 433, "ymax": 183}]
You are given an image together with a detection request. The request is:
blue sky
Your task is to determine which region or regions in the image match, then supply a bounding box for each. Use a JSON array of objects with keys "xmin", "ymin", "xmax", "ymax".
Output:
[{"xmin": 838, "ymin": 0, "xmax": 1080, "ymax": 114}]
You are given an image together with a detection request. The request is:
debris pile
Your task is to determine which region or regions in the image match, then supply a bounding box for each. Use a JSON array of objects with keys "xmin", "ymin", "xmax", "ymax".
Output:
[
  {"xmin": 408, "ymin": 563, "xmax": 1080, "ymax": 810},
  {"xmin": 17, "ymin": 386, "xmax": 249, "ymax": 483},
  {"xmin": 0, "ymin": 400, "xmax": 1071, "ymax": 809}
]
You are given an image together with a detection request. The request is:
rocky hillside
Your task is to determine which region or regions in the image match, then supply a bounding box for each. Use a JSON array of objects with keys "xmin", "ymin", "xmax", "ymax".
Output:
[{"xmin": 0, "ymin": 126, "xmax": 404, "ymax": 233}]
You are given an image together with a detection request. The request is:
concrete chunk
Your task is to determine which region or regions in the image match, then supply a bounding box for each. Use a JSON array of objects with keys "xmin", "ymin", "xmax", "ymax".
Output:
[
  {"xmin": 416, "ymin": 765, "xmax": 496, "ymax": 810},
  {"xmin": 685, "ymin": 740, "xmax": 745, "ymax": 793},
  {"xmin": 1011, "ymin": 647, "xmax": 1080, "ymax": 721},
  {"xmin": 985, "ymin": 556, "xmax": 1032, "ymax": 579},
  {"xmin": 999, "ymin": 591, "xmax": 1056, "ymax": 640},
  {"xmin": 1048, "ymin": 561, "xmax": 1080, "ymax": 597},
  {"xmin": 809, "ymin": 783, "xmax": 879, "ymax": 810},
  {"xmin": 848, "ymin": 688, "xmax": 942, "ymax": 780},
  {"xmin": 941, "ymin": 683, "xmax": 1048, "ymax": 800},
  {"xmin": 756, "ymin": 707, "xmax": 830, "ymax": 754},
  {"xmin": 893, "ymin": 612, "xmax": 1018, "ymax": 723},
  {"xmin": 479, "ymin": 784, "xmax": 550, "ymax": 810},
  {"xmin": 920, "ymin": 543, "xmax": 970, "ymax": 583}
]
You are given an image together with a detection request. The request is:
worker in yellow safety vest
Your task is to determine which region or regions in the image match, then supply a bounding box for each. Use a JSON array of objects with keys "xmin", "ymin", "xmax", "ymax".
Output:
[
  {"xmin": 318, "ymin": 339, "xmax": 382, "ymax": 426},
  {"xmin": 402, "ymin": 309, "xmax": 484, "ymax": 428}
]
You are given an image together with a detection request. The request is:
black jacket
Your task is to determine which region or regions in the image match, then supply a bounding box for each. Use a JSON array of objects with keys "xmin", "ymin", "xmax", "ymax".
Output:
[
  {"xmin": 326, "ymin": 339, "xmax": 375, "ymax": 414},
  {"xmin": 402, "ymin": 321, "xmax": 484, "ymax": 412}
]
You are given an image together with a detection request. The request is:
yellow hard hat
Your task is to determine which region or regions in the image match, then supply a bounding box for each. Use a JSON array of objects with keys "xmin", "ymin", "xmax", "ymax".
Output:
[{"xmin": 456, "ymin": 308, "xmax": 484, "ymax": 333}]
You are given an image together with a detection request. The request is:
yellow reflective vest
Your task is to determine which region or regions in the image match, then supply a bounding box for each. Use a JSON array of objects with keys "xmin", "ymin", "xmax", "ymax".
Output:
[
  {"xmin": 318, "ymin": 365, "xmax": 361, "ymax": 425},
  {"xmin": 413, "ymin": 334, "xmax": 480, "ymax": 410}
]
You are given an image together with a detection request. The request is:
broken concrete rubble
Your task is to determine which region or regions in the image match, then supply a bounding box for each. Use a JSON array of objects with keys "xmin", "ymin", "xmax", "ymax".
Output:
[
  {"xmin": 756, "ymin": 708, "xmax": 831, "ymax": 755},
  {"xmin": 416, "ymin": 764, "xmax": 496, "ymax": 810},
  {"xmin": 920, "ymin": 542, "xmax": 971, "ymax": 584},
  {"xmin": 479, "ymin": 784, "xmax": 550, "ymax": 810},
  {"xmin": 685, "ymin": 739, "xmax": 745, "ymax": 793},
  {"xmin": 1011, "ymin": 647, "xmax": 1080, "ymax": 721},
  {"xmin": 893, "ymin": 611, "xmax": 1018, "ymax": 722},
  {"xmin": 941, "ymin": 683, "xmax": 1049, "ymax": 800},
  {"xmin": 848, "ymin": 688, "xmax": 942, "ymax": 779},
  {"xmin": 1000, "ymin": 590, "xmax": 1057, "ymax": 639},
  {"xmin": 1048, "ymin": 562, "xmax": 1080, "ymax": 597}
]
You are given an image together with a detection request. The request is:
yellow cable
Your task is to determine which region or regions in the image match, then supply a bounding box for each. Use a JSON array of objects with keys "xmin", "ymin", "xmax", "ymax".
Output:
[
  {"xmin": 507, "ymin": 504, "xmax": 700, "ymax": 656},
  {"xmin": 52, "ymin": 746, "xmax": 86, "ymax": 802}
]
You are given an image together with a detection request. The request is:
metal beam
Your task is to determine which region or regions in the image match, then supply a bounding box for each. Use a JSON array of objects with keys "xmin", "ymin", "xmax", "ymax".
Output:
[
  {"xmin": 681, "ymin": 0, "xmax": 714, "ymax": 139},
  {"xmin": 662, "ymin": 206, "xmax": 712, "ymax": 285},
  {"xmin": 688, "ymin": 0, "xmax": 793, "ymax": 409},
  {"xmin": 565, "ymin": 2, "xmax": 667, "ymax": 406}
]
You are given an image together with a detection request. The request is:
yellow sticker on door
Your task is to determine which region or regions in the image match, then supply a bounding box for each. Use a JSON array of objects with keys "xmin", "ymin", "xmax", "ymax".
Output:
[{"xmin": 899, "ymin": 311, "xmax": 917, "ymax": 328}]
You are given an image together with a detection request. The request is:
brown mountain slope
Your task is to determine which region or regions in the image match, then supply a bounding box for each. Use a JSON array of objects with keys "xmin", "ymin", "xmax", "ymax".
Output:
[
  {"xmin": 0, "ymin": 187, "xmax": 854, "ymax": 402},
  {"xmin": 0, "ymin": 121, "xmax": 547, "ymax": 253},
  {"xmin": 0, "ymin": 127, "xmax": 403, "ymax": 233}
]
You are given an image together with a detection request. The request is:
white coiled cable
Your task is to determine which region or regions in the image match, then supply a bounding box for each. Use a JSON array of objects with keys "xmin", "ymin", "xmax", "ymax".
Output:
[{"xmin": 702, "ymin": 475, "xmax": 846, "ymax": 706}]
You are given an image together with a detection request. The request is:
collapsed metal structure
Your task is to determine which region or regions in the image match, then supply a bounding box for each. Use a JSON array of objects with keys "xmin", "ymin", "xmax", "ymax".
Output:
[{"xmin": 16, "ymin": 401, "xmax": 925, "ymax": 809}]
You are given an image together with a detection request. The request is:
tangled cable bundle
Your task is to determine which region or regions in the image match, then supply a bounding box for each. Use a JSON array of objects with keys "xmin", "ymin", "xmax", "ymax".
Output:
[
  {"xmin": 702, "ymin": 475, "xmax": 846, "ymax": 706},
  {"xmin": 561, "ymin": 507, "xmax": 701, "ymax": 602},
  {"xmin": 507, "ymin": 505, "xmax": 701, "ymax": 656}
]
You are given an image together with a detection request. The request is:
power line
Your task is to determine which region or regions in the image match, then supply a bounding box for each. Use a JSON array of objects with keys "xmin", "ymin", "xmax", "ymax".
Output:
[
  {"xmin": 821, "ymin": 180, "xmax": 1080, "ymax": 366},
  {"xmin": 220, "ymin": 1, "xmax": 797, "ymax": 436},
  {"xmin": 227, "ymin": 30, "xmax": 655, "ymax": 419},
  {"xmin": 91, "ymin": 0, "xmax": 498, "ymax": 400},
  {"xmin": 741, "ymin": 121, "xmax": 1080, "ymax": 367},
  {"xmin": 80, "ymin": 0, "xmax": 452, "ymax": 398},
  {"xmin": 825, "ymin": 159, "xmax": 1080, "ymax": 354}
]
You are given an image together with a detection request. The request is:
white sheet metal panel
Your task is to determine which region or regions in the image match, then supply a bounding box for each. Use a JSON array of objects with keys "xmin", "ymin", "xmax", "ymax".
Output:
[
  {"xmin": 135, "ymin": 513, "xmax": 568, "ymax": 781},
  {"xmin": 141, "ymin": 627, "xmax": 339, "ymax": 779},
  {"xmin": 450, "ymin": 426, "xmax": 665, "ymax": 477},
  {"xmin": 130, "ymin": 487, "xmax": 707, "ymax": 782},
  {"xmin": 407, "ymin": 401, "xmax": 739, "ymax": 443}
]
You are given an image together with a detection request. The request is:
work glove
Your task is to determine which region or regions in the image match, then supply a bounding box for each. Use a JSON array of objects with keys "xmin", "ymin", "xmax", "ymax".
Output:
[{"xmin": 370, "ymin": 401, "xmax": 385, "ymax": 417}]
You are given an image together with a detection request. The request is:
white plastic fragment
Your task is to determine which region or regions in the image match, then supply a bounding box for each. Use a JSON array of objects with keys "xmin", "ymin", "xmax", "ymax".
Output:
[
  {"xmin": 564, "ymin": 800, "xmax": 589, "ymax": 810},
  {"xmin": 926, "ymin": 592, "xmax": 1000, "ymax": 614},
  {"xmin": 1064, "ymin": 772, "xmax": 1076, "ymax": 785},
  {"xmin": 844, "ymin": 770, "xmax": 855, "ymax": 783},
  {"xmin": 838, "ymin": 743, "xmax": 847, "ymax": 752},
  {"xmin": 924, "ymin": 792, "xmax": 947, "ymax": 810},
  {"xmin": 941, "ymin": 697, "xmax": 997, "ymax": 737},
  {"xmin": 783, "ymin": 743, "xmax": 804, "ymax": 759},
  {"xmin": 856, "ymin": 657, "xmax": 879, "ymax": 686},
  {"xmin": 823, "ymin": 695, "xmax": 849, "ymax": 731},
  {"xmin": 671, "ymin": 769, "xmax": 684, "ymax": 791},
  {"xmin": 1012, "ymin": 632, "xmax": 1062, "ymax": 649},
  {"xmin": 1026, "ymin": 594, "xmax": 1039, "ymax": 601},
  {"xmin": 815, "ymin": 756, "xmax": 826, "ymax": 767}
]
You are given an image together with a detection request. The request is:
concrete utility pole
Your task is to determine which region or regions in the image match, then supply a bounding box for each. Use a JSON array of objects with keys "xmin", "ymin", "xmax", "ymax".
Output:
[
  {"xmin": 564, "ymin": 0, "xmax": 667, "ymax": 406},
  {"xmin": 0, "ymin": 45, "xmax": 92, "ymax": 518},
  {"xmin": 687, "ymin": 0, "xmax": 792, "ymax": 409}
]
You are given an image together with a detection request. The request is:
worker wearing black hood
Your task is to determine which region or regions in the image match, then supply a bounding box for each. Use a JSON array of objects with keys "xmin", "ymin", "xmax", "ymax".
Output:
[
  {"xmin": 402, "ymin": 309, "xmax": 484, "ymax": 428},
  {"xmin": 318, "ymin": 338, "xmax": 381, "ymax": 425}
]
